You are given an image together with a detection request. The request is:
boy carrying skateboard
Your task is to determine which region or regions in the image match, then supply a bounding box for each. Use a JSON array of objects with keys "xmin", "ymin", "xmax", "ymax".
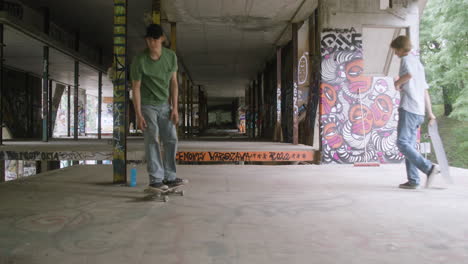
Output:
[
  {"xmin": 131, "ymin": 24, "xmax": 187, "ymax": 191},
  {"xmin": 391, "ymin": 36, "xmax": 439, "ymax": 189}
]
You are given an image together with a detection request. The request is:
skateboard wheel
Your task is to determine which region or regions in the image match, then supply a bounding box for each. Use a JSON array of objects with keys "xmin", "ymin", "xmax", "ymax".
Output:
[{"xmin": 163, "ymin": 196, "xmax": 169, "ymax": 202}]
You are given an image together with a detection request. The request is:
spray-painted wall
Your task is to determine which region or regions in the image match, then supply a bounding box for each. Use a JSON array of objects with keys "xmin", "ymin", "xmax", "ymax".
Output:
[{"xmin": 319, "ymin": 0, "xmax": 421, "ymax": 164}]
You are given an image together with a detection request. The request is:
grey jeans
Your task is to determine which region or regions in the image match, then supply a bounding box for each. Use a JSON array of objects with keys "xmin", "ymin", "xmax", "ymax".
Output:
[{"xmin": 141, "ymin": 104, "xmax": 178, "ymax": 184}]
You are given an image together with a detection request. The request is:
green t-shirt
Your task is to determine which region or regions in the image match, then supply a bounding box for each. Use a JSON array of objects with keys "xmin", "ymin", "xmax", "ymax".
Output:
[{"xmin": 130, "ymin": 47, "xmax": 178, "ymax": 106}]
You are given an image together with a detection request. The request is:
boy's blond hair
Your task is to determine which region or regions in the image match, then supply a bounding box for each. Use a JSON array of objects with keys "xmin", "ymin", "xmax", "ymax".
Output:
[{"xmin": 390, "ymin": 36, "xmax": 412, "ymax": 52}]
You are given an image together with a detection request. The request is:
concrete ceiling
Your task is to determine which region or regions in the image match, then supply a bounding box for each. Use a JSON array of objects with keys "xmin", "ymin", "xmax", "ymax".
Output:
[
  {"xmin": 15, "ymin": 0, "xmax": 318, "ymax": 102},
  {"xmin": 164, "ymin": 0, "xmax": 314, "ymax": 98}
]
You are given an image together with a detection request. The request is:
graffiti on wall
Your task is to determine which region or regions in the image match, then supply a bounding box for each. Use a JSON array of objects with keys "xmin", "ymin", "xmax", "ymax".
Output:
[
  {"xmin": 176, "ymin": 151, "xmax": 313, "ymax": 162},
  {"xmin": 320, "ymin": 29, "xmax": 403, "ymax": 164},
  {"xmin": 0, "ymin": 150, "xmax": 112, "ymax": 161}
]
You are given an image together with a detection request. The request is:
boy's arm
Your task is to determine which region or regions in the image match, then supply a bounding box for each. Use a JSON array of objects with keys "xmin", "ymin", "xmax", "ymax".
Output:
[
  {"xmin": 425, "ymin": 90, "xmax": 436, "ymax": 124},
  {"xmin": 132, "ymin": 80, "xmax": 147, "ymax": 131},
  {"xmin": 170, "ymin": 72, "xmax": 179, "ymax": 125},
  {"xmin": 394, "ymin": 73, "xmax": 412, "ymax": 91}
]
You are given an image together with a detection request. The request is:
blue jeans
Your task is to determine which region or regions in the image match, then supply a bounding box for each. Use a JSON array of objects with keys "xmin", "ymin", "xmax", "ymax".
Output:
[
  {"xmin": 397, "ymin": 108, "xmax": 432, "ymax": 185},
  {"xmin": 141, "ymin": 104, "xmax": 178, "ymax": 184}
]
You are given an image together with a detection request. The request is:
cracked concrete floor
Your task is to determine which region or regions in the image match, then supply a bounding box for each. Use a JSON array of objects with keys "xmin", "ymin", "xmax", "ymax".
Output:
[{"xmin": 1, "ymin": 164, "xmax": 467, "ymax": 264}]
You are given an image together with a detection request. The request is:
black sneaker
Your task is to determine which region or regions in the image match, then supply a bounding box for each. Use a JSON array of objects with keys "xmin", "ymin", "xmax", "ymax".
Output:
[
  {"xmin": 149, "ymin": 182, "xmax": 168, "ymax": 190},
  {"xmin": 425, "ymin": 164, "xmax": 440, "ymax": 188},
  {"xmin": 399, "ymin": 181, "xmax": 419, "ymax": 189},
  {"xmin": 164, "ymin": 178, "xmax": 188, "ymax": 187}
]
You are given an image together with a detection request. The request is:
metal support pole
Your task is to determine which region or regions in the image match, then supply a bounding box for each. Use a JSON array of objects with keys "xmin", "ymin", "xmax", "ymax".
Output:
[
  {"xmin": 170, "ymin": 23, "xmax": 177, "ymax": 51},
  {"xmin": 98, "ymin": 71, "xmax": 102, "ymax": 139},
  {"xmin": 42, "ymin": 46, "xmax": 49, "ymax": 142},
  {"xmin": 26, "ymin": 73, "xmax": 33, "ymax": 137},
  {"xmin": 253, "ymin": 80, "xmax": 257, "ymax": 139},
  {"xmin": 257, "ymin": 73, "xmax": 262, "ymax": 138},
  {"xmin": 198, "ymin": 85, "xmax": 202, "ymax": 132},
  {"xmin": 74, "ymin": 61, "xmax": 79, "ymax": 140},
  {"xmin": 275, "ymin": 47, "xmax": 283, "ymax": 142},
  {"xmin": 113, "ymin": 0, "xmax": 127, "ymax": 183},
  {"xmin": 249, "ymin": 81, "xmax": 255, "ymax": 138},
  {"xmin": 0, "ymin": 21, "xmax": 3, "ymax": 145},
  {"xmin": 67, "ymin": 85, "xmax": 71, "ymax": 137},
  {"xmin": 188, "ymin": 83, "xmax": 191, "ymax": 137},
  {"xmin": 186, "ymin": 82, "xmax": 190, "ymax": 137},
  {"xmin": 48, "ymin": 79, "xmax": 53, "ymax": 138},
  {"xmin": 152, "ymin": 0, "xmax": 161, "ymax": 24},
  {"xmin": 292, "ymin": 23, "xmax": 299, "ymax": 145},
  {"xmin": 181, "ymin": 73, "xmax": 186, "ymax": 136},
  {"xmin": 190, "ymin": 84, "xmax": 194, "ymax": 137},
  {"xmin": 42, "ymin": 7, "xmax": 50, "ymax": 35},
  {"xmin": 0, "ymin": 161, "xmax": 4, "ymax": 182}
]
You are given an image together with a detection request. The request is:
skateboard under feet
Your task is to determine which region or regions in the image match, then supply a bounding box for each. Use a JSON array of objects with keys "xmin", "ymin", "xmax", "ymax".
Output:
[{"xmin": 143, "ymin": 185, "xmax": 185, "ymax": 202}]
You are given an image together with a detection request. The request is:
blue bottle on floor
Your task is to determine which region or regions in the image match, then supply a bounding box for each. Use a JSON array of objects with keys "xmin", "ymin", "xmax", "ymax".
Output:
[{"xmin": 130, "ymin": 166, "xmax": 137, "ymax": 187}]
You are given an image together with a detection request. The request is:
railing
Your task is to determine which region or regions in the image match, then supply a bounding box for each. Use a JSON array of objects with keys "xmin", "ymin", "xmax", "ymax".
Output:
[
  {"xmin": 4, "ymin": 1, "xmax": 23, "ymax": 20},
  {"xmin": 4, "ymin": 1, "xmax": 102, "ymax": 65}
]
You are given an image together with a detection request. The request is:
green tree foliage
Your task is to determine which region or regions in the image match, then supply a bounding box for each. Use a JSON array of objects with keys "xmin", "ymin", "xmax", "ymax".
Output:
[{"xmin": 420, "ymin": 0, "xmax": 468, "ymax": 118}]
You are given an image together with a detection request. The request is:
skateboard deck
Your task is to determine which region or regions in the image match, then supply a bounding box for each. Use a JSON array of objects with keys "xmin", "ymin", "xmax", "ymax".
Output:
[
  {"xmin": 427, "ymin": 120, "xmax": 452, "ymax": 184},
  {"xmin": 143, "ymin": 185, "xmax": 185, "ymax": 202}
]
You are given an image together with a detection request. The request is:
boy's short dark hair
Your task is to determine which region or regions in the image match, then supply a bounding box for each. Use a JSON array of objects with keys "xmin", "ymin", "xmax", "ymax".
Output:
[
  {"xmin": 145, "ymin": 24, "xmax": 163, "ymax": 39},
  {"xmin": 390, "ymin": 36, "xmax": 412, "ymax": 52}
]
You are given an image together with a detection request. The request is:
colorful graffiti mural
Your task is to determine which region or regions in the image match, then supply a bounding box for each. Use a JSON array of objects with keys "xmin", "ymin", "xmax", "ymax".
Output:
[{"xmin": 320, "ymin": 28, "xmax": 403, "ymax": 164}]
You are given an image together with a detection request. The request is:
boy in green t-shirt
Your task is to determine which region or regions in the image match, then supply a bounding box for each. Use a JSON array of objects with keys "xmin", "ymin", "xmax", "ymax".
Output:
[{"xmin": 131, "ymin": 24, "xmax": 186, "ymax": 190}]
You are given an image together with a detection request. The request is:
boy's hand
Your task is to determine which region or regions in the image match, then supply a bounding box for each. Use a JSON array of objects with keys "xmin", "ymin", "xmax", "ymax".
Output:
[
  {"xmin": 394, "ymin": 82, "xmax": 402, "ymax": 91},
  {"xmin": 428, "ymin": 113, "xmax": 436, "ymax": 126},
  {"xmin": 137, "ymin": 114, "xmax": 147, "ymax": 131},
  {"xmin": 171, "ymin": 109, "xmax": 179, "ymax": 125}
]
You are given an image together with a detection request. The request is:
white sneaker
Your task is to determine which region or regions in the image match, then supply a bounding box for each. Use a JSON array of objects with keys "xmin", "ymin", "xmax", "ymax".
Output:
[{"xmin": 425, "ymin": 164, "xmax": 440, "ymax": 188}]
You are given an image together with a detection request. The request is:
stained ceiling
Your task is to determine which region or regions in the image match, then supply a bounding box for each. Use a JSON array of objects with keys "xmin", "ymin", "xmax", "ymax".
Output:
[{"xmin": 15, "ymin": 0, "xmax": 317, "ymax": 103}]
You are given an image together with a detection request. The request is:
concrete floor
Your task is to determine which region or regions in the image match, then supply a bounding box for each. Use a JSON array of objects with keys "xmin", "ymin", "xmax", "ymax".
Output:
[{"xmin": 1, "ymin": 164, "xmax": 468, "ymax": 264}]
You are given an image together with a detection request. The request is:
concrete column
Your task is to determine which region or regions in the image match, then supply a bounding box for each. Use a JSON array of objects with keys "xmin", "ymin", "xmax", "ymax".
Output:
[
  {"xmin": 42, "ymin": 46, "xmax": 49, "ymax": 142},
  {"xmin": 292, "ymin": 23, "xmax": 299, "ymax": 145},
  {"xmin": 112, "ymin": 0, "xmax": 128, "ymax": 183}
]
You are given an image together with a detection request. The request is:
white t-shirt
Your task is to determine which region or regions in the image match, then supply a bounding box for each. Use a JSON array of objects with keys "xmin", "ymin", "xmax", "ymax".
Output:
[{"xmin": 399, "ymin": 53, "xmax": 429, "ymax": 116}]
